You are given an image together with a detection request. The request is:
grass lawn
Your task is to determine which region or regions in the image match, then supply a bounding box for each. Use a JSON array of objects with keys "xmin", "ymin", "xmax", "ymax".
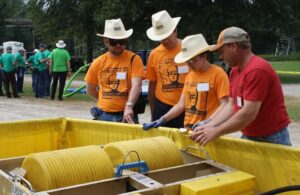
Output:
[
  {"xmin": 271, "ymin": 61, "xmax": 300, "ymax": 84},
  {"xmin": 285, "ymin": 96, "xmax": 300, "ymax": 122},
  {"xmin": 22, "ymin": 79, "xmax": 93, "ymax": 102}
]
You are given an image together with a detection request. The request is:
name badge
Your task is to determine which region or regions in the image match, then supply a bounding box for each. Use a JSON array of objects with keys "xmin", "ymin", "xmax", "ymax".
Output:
[
  {"xmin": 237, "ymin": 96, "xmax": 243, "ymax": 107},
  {"xmin": 197, "ymin": 83, "xmax": 209, "ymax": 92},
  {"xmin": 116, "ymin": 72, "xmax": 126, "ymax": 80},
  {"xmin": 178, "ymin": 65, "xmax": 189, "ymax": 74}
]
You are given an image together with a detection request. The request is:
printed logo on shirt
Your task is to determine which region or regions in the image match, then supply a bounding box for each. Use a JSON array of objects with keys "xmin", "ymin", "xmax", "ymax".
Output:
[
  {"xmin": 158, "ymin": 58, "xmax": 186, "ymax": 92},
  {"xmin": 184, "ymin": 82, "xmax": 208, "ymax": 118},
  {"xmin": 100, "ymin": 67, "xmax": 129, "ymax": 99}
]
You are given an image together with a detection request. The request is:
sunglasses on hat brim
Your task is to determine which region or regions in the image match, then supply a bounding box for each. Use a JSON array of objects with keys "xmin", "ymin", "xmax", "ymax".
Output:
[{"xmin": 108, "ymin": 39, "xmax": 128, "ymax": 46}]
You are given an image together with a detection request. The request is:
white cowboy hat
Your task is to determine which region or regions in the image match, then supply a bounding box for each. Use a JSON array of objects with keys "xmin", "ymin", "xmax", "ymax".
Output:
[
  {"xmin": 56, "ymin": 40, "xmax": 66, "ymax": 48},
  {"xmin": 146, "ymin": 10, "xmax": 181, "ymax": 41},
  {"xmin": 96, "ymin": 18, "xmax": 133, "ymax": 39},
  {"xmin": 174, "ymin": 34, "xmax": 214, "ymax": 64}
]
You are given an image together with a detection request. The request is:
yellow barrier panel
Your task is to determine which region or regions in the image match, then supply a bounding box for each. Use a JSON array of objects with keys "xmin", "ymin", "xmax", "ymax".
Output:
[
  {"xmin": 180, "ymin": 171, "xmax": 256, "ymax": 195},
  {"xmin": 0, "ymin": 117, "xmax": 300, "ymax": 193},
  {"xmin": 0, "ymin": 118, "xmax": 65, "ymax": 159}
]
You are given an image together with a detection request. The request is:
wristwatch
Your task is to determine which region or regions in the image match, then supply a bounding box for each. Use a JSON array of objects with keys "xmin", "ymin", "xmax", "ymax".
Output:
[{"xmin": 126, "ymin": 102, "xmax": 133, "ymax": 107}]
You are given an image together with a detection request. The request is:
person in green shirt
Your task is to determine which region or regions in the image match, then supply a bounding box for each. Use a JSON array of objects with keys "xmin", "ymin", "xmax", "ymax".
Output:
[
  {"xmin": 34, "ymin": 44, "xmax": 48, "ymax": 98},
  {"xmin": 15, "ymin": 48, "xmax": 26, "ymax": 93},
  {"xmin": 44, "ymin": 45, "xmax": 52, "ymax": 97},
  {"xmin": 0, "ymin": 46, "xmax": 20, "ymax": 98},
  {"xmin": 0, "ymin": 46, "xmax": 5, "ymax": 96},
  {"xmin": 49, "ymin": 40, "xmax": 71, "ymax": 101},
  {"xmin": 27, "ymin": 49, "xmax": 38, "ymax": 93}
]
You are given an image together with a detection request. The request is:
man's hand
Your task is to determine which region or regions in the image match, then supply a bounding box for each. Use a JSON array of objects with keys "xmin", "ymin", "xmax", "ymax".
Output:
[
  {"xmin": 192, "ymin": 119, "xmax": 211, "ymax": 131},
  {"xmin": 143, "ymin": 117, "xmax": 166, "ymax": 130},
  {"xmin": 191, "ymin": 126, "xmax": 220, "ymax": 146},
  {"xmin": 123, "ymin": 105, "xmax": 135, "ymax": 124}
]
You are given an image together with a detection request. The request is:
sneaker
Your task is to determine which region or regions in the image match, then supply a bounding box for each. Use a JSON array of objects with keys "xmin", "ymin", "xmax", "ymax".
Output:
[
  {"xmin": 13, "ymin": 95, "xmax": 21, "ymax": 98},
  {"xmin": 7, "ymin": 95, "xmax": 12, "ymax": 98},
  {"xmin": 58, "ymin": 97, "xmax": 63, "ymax": 101}
]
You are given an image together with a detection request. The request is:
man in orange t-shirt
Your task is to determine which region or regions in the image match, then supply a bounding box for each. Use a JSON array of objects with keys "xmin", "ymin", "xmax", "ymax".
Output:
[
  {"xmin": 146, "ymin": 10, "xmax": 189, "ymax": 128},
  {"xmin": 85, "ymin": 19, "xmax": 144, "ymax": 124},
  {"xmin": 143, "ymin": 34, "xmax": 229, "ymax": 131}
]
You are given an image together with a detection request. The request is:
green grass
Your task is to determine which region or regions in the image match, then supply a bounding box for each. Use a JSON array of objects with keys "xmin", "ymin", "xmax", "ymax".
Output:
[
  {"xmin": 72, "ymin": 72, "xmax": 86, "ymax": 81},
  {"xmin": 270, "ymin": 61, "xmax": 300, "ymax": 72},
  {"xmin": 285, "ymin": 96, "xmax": 300, "ymax": 121},
  {"xmin": 22, "ymin": 79, "xmax": 93, "ymax": 102},
  {"xmin": 270, "ymin": 61, "xmax": 300, "ymax": 84}
]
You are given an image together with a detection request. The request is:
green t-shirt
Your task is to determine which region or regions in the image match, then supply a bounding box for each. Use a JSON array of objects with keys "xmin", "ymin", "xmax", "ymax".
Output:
[
  {"xmin": 43, "ymin": 50, "xmax": 51, "ymax": 58},
  {"xmin": 49, "ymin": 48, "xmax": 71, "ymax": 72},
  {"xmin": 27, "ymin": 55, "xmax": 36, "ymax": 68},
  {"xmin": 15, "ymin": 52, "xmax": 26, "ymax": 68},
  {"xmin": 35, "ymin": 51, "xmax": 47, "ymax": 71},
  {"xmin": 0, "ymin": 53, "xmax": 16, "ymax": 72}
]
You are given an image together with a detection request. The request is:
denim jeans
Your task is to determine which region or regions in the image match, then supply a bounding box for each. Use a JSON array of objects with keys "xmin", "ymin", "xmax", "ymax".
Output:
[
  {"xmin": 32, "ymin": 70, "xmax": 38, "ymax": 93},
  {"xmin": 95, "ymin": 110, "xmax": 139, "ymax": 124},
  {"xmin": 0, "ymin": 68, "xmax": 4, "ymax": 94},
  {"xmin": 153, "ymin": 97, "xmax": 184, "ymax": 128},
  {"xmin": 241, "ymin": 127, "xmax": 292, "ymax": 146},
  {"xmin": 36, "ymin": 70, "xmax": 46, "ymax": 98},
  {"xmin": 16, "ymin": 67, "xmax": 25, "ymax": 93},
  {"xmin": 45, "ymin": 70, "xmax": 52, "ymax": 96}
]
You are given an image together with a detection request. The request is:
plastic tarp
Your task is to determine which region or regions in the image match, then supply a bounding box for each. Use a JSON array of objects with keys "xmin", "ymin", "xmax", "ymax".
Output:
[{"xmin": 0, "ymin": 117, "xmax": 299, "ymax": 193}]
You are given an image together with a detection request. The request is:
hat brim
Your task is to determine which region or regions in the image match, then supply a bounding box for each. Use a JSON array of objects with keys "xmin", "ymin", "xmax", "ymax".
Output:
[
  {"xmin": 209, "ymin": 44, "xmax": 223, "ymax": 52},
  {"xmin": 56, "ymin": 43, "xmax": 66, "ymax": 48},
  {"xmin": 146, "ymin": 17, "xmax": 181, "ymax": 41},
  {"xmin": 174, "ymin": 45, "xmax": 215, "ymax": 64},
  {"xmin": 96, "ymin": 29, "xmax": 133, "ymax": 39}
]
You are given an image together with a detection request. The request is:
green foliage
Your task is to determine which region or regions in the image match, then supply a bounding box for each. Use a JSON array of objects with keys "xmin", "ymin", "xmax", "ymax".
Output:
[{"xmin": 22, "ymin": 0, "xmax": 300, "ymax": 58}]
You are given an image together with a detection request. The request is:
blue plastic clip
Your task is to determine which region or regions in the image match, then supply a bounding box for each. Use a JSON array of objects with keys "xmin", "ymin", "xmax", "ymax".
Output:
[{"xmin": 115, "ymin": 161, "xmax": 149, "ymax": 177}]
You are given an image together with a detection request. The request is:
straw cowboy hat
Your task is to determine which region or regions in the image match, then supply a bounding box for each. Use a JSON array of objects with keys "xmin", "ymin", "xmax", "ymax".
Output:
[
  {"xmin": 97, "ymin": 18, "xmax": 133, "ymax": 39},
  {"xmin": 146, "ymin": 10, "xmax": 181, "ymax": 41},
  {"xmin": 174, "ymin": 34, "xmax": 214, "ymax": 64},
  {"xmin": 56, "ymin": 40, "xmax": 66, "ymax": 48}
]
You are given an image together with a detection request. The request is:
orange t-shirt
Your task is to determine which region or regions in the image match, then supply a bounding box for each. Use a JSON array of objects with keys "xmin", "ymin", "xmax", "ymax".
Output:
[
  {"xmin": 85, "ymin": 50, "xmax": 145, "ymax": 112},
  {"xmin": 146, "ymin": 43, "xmax": 189, "ymax": 105},
  {"xmin": 182, "ymin": 65, "xmax": 229, "ymax": 129}
]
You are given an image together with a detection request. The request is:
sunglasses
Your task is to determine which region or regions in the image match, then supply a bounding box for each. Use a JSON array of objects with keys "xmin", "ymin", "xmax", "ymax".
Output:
[{"xmin": 108, "ymin": 39, "xmax": 128, "ymax": 46}]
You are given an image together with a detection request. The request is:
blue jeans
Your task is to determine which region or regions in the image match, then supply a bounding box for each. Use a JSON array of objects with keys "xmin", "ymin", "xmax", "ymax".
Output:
[
  {"xmin": 36, "ymin": 70, "xmax": 47, "ymax": 98},
  {"xmin": 241, "ymin": 127, "xmax": 292, "ymax": 146},
  {"xmin": 32, "ymin": 70, "xmax": 38, "ymax": 93},
  {"xmin": 16, "ymin": 67, "xmax": 25, "ymax": 93},
  {"xmin": 45, "ymin": 70, "xmax": 52, "ymax": 96},
  {"xmin": 0, "ymin": 68, "xmax": 4, "ymax": 94},
  {"xmin": 95, "ymin": 109, "xmax": 139, "ymax": 124}
]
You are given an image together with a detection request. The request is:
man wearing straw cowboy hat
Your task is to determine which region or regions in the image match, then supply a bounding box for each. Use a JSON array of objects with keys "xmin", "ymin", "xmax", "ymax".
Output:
[
  {"xmin": 146, "ymin": 10, "xmax": 188, "ymax": 128},
  {"xmin": 192, "ymin": 27, "xmax": 291, "ymax": 146},
  {"xmin": 85, "ymin": 18, "xmax": 144, "ymax": 124},
  {"xmin": 49, "ymin": 40, "xmax": 71, "ymax": 101},
  {"xmin": 143, "ymin": 34, "xmax": 229, "ymax": 131}
]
